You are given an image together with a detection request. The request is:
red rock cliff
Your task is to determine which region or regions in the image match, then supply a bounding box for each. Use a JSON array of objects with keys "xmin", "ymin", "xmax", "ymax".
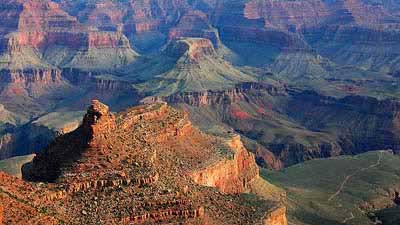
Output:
[
  {"xmin": 190, "ymin": 135, "xmax": 259, "ymax": 194},
  {"xmin": 263, "ymin": 206, "xmax": 288, "ymax": 225},
  {"xmin": 0, "ymin": 68, "xmax": 62, "ymax": 85}
]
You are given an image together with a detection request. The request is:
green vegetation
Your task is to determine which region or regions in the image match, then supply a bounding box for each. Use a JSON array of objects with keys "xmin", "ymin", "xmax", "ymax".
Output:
[
  {"xmin": 262, "ymin": 151, "xmax": 400, "ymax": 225},
  {"xmin": 64, "ymin": 47, "xmax": 138, "ymax": 71},
  {"xmin": 221, "ymin": 39, "xmax": 400, "ymax": 100},
  {"xmin": 121, "ymin": 39, "xmax": 257, "ymax": 96}
]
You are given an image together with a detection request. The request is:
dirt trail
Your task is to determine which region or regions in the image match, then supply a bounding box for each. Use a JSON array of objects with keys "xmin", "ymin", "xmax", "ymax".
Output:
[
  {"xmin": 342, "ymin": 212, "xmax": 354, "ymax": 223},
  {"xmin": 328, "ymin": 152, "xmax": 382, "ymax": 202}
]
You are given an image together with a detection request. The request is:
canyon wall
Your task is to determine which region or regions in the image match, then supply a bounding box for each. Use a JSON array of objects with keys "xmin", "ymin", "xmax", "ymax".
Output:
[
  {"xmin": 165, "ymin": 38, "xmax": 217, "ymax": 62},
  {"xmin": 150, "ymin": 84, "xmax": 399, "ymax": 168},
  {"xmin": 288, "ymin": 91, "xmax": 400, "ymax": 154},
  {"xmin": 263, "ymin": 206, "xmax": 288, "ymax": 225},
  {"xmin": 190, "ymin": 135, "xmax": 259, "ymax": 193},
  {"xmin": 169, "ymin": 10, "xmax": 221, "ymax": 48},
  {"xmin": 1, "ymin": 0, "xmax": 137, "ymax": 62},
  {"xmin": 0, "ymin": 68, "xmax": 71, "ymax": 101},
  {"xmin": 146, "ymin": 82, "xmax": 286, "ymax": 106},
  {"xmin": 0, "ymin": 68, "xmax": 62, "ymax": 85},
  {"xmin": 244, "ymin": 0, "xmax": 329, "ymax": 31}
]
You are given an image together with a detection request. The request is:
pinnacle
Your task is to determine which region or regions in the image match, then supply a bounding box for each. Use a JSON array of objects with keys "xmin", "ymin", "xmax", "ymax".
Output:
[{"xmin": 87, "ymin": 100, "xmax": 110, "ymax": 118}]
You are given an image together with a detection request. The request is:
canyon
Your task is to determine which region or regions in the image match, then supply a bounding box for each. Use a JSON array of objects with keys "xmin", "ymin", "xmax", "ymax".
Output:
[
  {"xmin": 146, "ymin": 82, "xmax": 399, "ymax": 168},
  {"xmin": 0, "ymin": 0, "xmax": 400, "ymax": 224},
  {"xmin": 0, "ymin": 0, "xmax": 398, "ymax": 172}
]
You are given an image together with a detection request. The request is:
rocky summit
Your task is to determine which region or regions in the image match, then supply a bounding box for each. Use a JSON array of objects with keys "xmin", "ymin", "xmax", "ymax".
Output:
[{"xmin": 1, "ymin": 100, "xmax": 286, "ymax": 224}]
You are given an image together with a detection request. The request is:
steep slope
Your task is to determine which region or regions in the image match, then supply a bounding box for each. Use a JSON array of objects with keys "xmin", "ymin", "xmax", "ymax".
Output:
[
  {"xmin": 160, "ymin": 83, "xmax": 343, "ymax": 167},
  {"xmin": 267, "ymin": 51, "xmax": 334, "ymax": 80},
  {"xmin": 0, "ymin": 100, "xmax": 288, "ymax": 224}
]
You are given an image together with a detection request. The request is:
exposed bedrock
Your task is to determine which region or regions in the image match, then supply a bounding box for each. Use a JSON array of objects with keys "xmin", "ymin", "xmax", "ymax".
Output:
[
  {"xmin": 190, "ymin": 135, "xmax": 259, "ymax": 194},
  {"xmin": 6, "ymin": 30, "xmax": 133, "ymax": 53},
  {"xmin": 0, "ymin": 68, "xmax": 72, "ymax": 100},
  {"xmin": 0, "ymin": 68, "xmax": 62, "ymax": 85},
  {"xmin": 263, "ymin": 206, "xmax": 288, "ymax": 225},
  {"xmin": 169, "ymin": 10, "xmax": 221, "ymax": 48},
  {"xmin": 164, "ymin": 37, "xmax": 217, "ymax": 62},
  {"xmin": 145, "ymin": 82, "xmax": 287, "ymax": 106}
]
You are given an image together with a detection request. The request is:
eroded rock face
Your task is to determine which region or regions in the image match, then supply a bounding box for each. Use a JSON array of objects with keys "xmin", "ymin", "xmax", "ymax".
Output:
[
  {"xmin": 0, "ymin": 0, "xmax": 137, "ymax": 59},
  {"xmin": 263, "ymin": 206, "xmax": 288, "ymax": 225},
  {"xmin": 0, "ymin": 68, "xmax": 62, "ymax": 85},
  {"xmin": 169, "ymin": 10, "xmax": 221, "ymax": 47},
  {"xmin": 1, "ymin": 0, "xmax": 78, "ymax": 52},
  {"xmin": 244, "ymin": 0, "xmax": 329, "ymax": 31},
  {"xmin": 0, "ymin": 68, "xmax": 73, "ymax": 111},
  {"xmin": 190, "ymin": 135, "xmax": 259, "ymax": 193},
  {"xmin": 165, "ymin": 37, "xmax": 217, "ymax": 63},
  {"xmin": 146, "ymin": 82, "xmax": 286, "ymax": 106},
  {"xmin": 253, "ymin": 143, "xmax": 284, "ymax": 170},
  {"xmin": 82, "ymin": 100, "xmax": 116, "ymax": 139},
  {"xmin": 122, "ymin": 0, "xmax": 187, "ymax": 34}
]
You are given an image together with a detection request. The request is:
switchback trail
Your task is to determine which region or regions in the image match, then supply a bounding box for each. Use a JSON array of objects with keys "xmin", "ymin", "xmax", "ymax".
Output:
[{"xmin": 328, "ymin": 152, "xmax": 382, "ymax": 202}]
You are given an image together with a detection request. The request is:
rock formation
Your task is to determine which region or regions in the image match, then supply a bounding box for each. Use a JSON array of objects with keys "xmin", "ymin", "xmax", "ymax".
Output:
[
  {"xmin": 165, "ymin": 38, "xmax": 218, "ymax": 62},
  {"xmin": 0, "ymin": 100, "xmax": 288, "ymax": 224}
]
